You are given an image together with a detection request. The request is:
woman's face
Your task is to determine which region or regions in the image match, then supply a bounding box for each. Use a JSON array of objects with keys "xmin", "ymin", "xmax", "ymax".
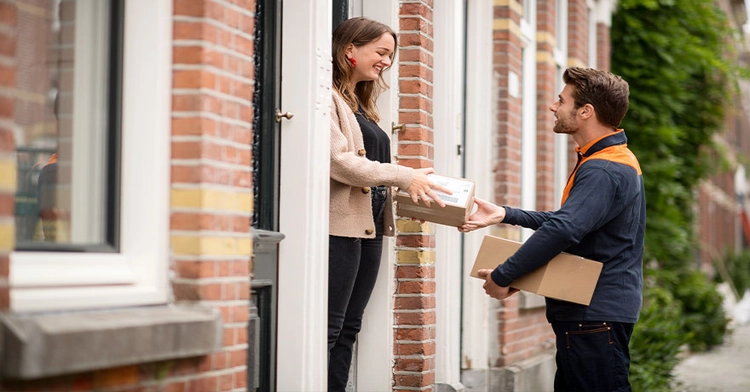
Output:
[{"xmin": 347, "ymin": 32, "xmax": 395, "ymax": 85}]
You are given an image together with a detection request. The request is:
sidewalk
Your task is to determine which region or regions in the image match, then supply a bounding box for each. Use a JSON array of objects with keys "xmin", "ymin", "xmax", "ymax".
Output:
[{"xmin": 672, "ymin": 292, "xmax": 750, "ymax": 392}]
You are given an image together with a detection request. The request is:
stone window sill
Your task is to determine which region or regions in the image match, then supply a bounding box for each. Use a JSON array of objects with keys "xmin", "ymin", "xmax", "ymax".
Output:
[{"xmin": 0, "ymin": 305, "xmax": 222, "ymax": 380}]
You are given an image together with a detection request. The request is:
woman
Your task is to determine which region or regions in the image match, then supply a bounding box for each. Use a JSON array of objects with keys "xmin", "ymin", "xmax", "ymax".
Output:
[{"xmin": 328, "ymin": 17, "xmax": 449, "ymax": 390}]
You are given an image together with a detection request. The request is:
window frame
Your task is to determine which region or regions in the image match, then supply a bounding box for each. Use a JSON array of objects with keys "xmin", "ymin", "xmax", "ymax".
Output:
[
  {"xmin": 9, "ymin": 0, "xmax": 172, "ymax": 312},
  {"xmin": 14, "ymin": 0, "xmax": 121, "ymax": 253}
]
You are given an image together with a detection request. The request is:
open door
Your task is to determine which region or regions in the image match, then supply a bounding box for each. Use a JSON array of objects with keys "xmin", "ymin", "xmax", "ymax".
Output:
[{"xmin": 249, "ymin": 0, "xmax": 284, "ymax": 391}]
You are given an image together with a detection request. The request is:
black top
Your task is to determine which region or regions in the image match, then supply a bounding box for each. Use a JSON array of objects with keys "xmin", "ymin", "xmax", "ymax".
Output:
[{"xmin": 355, "ymin": 109, "xmax": 391, "ymax": 164}]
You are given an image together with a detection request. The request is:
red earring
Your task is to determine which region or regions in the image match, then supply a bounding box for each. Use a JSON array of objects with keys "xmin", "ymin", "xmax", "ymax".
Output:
[{"xmin": 348, "ymin": 57, "xmax": 356, "ymax": 68}]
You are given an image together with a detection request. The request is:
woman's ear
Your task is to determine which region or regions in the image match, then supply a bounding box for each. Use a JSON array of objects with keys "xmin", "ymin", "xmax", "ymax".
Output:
[{"xmin": 345, "ymin": 43, "xmax": 355, "ymax": 57}]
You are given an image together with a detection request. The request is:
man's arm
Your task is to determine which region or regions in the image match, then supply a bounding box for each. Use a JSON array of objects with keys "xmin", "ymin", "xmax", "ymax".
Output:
[{"xmin": 491, "ymin": 166, "xmax": 619, "ymax": 286}]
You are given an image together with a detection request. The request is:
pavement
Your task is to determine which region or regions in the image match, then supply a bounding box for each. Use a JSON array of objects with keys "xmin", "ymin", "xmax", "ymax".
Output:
[{"xmin": 672, "ymin": 290, "xmax": 750, "ymax": 392}]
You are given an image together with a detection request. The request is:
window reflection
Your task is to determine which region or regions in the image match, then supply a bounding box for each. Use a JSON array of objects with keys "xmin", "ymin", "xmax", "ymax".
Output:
[{"xmin": 13, "ymin": 0, "xmax": 113, "ymax": 248}]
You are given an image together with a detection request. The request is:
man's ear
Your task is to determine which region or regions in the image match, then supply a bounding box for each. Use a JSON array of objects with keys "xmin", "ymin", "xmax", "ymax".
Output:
[{"xmin": 579, "ymin": 103, "xmax": 595, "ymax": 120}]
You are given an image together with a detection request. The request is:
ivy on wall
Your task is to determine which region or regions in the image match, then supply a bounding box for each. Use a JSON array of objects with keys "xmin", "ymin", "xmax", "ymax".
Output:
[
  {"xmin": 612, "ymin": 0, "xmax": 736, "ymax": 269},
  {"xmin": 610, "ymin": 0, "xmax": 745, "ymax": 389}
]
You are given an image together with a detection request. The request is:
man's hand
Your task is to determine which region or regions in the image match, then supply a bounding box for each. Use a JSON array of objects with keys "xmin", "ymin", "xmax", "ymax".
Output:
[
  {"xmin": 459, "ymin": 197, "xmax": 506, "ymax": 232},
  {"xmin": 477, "ymin": 269, "xmax": 519, "ymax": 300}
]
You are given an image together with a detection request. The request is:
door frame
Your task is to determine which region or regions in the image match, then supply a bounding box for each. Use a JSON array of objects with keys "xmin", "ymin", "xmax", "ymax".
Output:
[
  {"xmin": 461, "ymin": 0, "xmax": 496, "ymax": 377},
  {"xmin": 275, "ymin": 0, "xmax": 332, "ymax": 390},
  {"xmin": 432, "ymin": 0, "xmax": 467, "ymax": 388}
]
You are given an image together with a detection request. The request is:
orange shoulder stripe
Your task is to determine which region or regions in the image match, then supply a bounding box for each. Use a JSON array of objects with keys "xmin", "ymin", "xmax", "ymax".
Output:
[{"xmin": 561, "ymin": 145, "xmax": 641, "ymax": 206}]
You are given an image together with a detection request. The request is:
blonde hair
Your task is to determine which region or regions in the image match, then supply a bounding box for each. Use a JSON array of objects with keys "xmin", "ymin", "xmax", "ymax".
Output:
[{"xmin": 332, "ymin": 17, "xmax": 396, "ymax": 122}]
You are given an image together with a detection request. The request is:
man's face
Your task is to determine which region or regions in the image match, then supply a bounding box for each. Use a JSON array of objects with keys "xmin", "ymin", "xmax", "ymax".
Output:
[{"xmin": 549, "ymin": 84, "xmax": 579, "ymax": 135}]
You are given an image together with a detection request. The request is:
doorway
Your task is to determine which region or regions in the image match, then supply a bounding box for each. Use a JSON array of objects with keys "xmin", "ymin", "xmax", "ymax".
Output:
[{"xmin": 249, "ymin": 0, "xmax": 284, "ymax": 391}]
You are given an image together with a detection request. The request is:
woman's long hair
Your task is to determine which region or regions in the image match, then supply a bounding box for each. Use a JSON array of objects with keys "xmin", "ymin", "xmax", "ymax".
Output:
[{"xmin": 332, "ymin": 17, "xmax": 396, "ymax": 122}]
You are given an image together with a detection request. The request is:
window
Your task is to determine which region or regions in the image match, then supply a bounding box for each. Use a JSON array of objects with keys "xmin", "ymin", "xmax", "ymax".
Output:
[
  {"xmin": 10, "ymin": 0, "xmax": 171, "ymax": 312},
  {"xmin": 14, "ymin": 0, "xmax": 119, "ymax": 251}
]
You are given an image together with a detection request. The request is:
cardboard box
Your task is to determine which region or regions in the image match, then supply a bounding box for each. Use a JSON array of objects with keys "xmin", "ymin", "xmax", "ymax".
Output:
[
  {"xmin": 396, "ymin": 174, "xmax": 475, "ymax": 227},
  {"xmin": 470, "ymin": 235, "xmax": 603, "ymax": 305}
]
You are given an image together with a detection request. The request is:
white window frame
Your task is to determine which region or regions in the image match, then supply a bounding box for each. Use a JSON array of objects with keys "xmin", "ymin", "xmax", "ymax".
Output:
[
  {"xmin": 520, "ymin": 0, "xmax": 537, "ymax": 241},
  {"xmin": 9, "ymin": 0, "xmax": 172, "ymax": 312},
  {"xmin": 554, "ymin": 0, "xmax": 569, "ymax": 203},
  {"xmin": 587, "ymin": 0, "xmax": 597, "ymax": 68}
]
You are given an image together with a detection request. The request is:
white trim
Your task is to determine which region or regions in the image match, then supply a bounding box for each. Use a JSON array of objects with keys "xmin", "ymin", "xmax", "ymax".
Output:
[
  {"xmin": 595, "ymin": 0, "xmax": 616, "ymax": 27},
  {"xmin": 355, "ymin": 1, "xmax": 400, "ymax": 390},
  {"xmin": 71, "ymin": 0, "xmax": 108, "ymax": 243},
  {"xmin": 275, "ymin": 0, "xmax": 331, "ymax": 390},
  {"xmin": 10, "ymin": 0, "xmax": 172, "ymax": 312},
  {"xmin": 554, "ymin": 2, "xmax": 569, "ymax": 204},
  {"xmin": 461, "ymin": 0, "xmax": 494, "ymax": 372},
  {"xmin": 432, "ymin": 0, "xmax": 466, "ymax": 387},
  {"xmin": 587, "ymin": 0, "xmax": 597, "ymax": 68},
  {"xmin": 520, "ymin": 0, "xmax": 537, "ymax": 240},
  {"xmin": 554, "ymin": 0, "xmax": 568, "ymax": 61}
]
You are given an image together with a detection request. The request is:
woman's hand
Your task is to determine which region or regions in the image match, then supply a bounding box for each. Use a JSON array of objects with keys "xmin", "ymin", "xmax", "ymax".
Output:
[
  {"xmin": 405, "ymin": 168, "xmax": 453, "ymax": 207},
  {"xmin": 458, "ymin": 197, "xmax": 506, "ymax": 232}
]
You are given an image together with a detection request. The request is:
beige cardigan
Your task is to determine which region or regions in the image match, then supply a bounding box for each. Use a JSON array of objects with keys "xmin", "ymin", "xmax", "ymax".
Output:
[{"xmin": 330, "ymin": 90, "xmax": 413, "ymax": 238}]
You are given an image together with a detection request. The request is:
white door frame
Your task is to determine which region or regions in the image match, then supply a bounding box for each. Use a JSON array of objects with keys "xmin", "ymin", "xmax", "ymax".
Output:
[
  {"xmin": 276, "ymin": 0, "xmax": 332, "ymax": 390},
  {"xmin": 433, "ymin": 0, "xmax": 466, "ymax": 388},
  {"xmin": 461, "ymin": 0, "xmax": 495, "ymax": 375}
]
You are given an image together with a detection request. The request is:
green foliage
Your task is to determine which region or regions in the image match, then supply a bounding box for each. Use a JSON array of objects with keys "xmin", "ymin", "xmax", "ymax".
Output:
[
  {"xmin": 630, "ymin": 279, "xmax": 686, "ymax": 392},
  {"xmin": 612, "ymin": 0, "xmax": 736, "ymax": 269},
  {"xmin": 610, "ymin": 2, "xmax": 743, "ymax": 388},
  {"xmin": 716, "ymin": 249, "xmax": 750, "ymax": 298},
  {"xmin": 663, "ymin": 269, "xmax": 729, "ymax": 351},
  {"xmin": 630, "ymin": 269, "xmax": 729, "ymax": 391}
]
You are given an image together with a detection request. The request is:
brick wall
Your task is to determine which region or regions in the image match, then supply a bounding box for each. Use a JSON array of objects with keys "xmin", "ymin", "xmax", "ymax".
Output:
[
  {"xmin": 567, "ymin": 0, "xmax": 588, "ymax": 67},
  {"xmin": 0, "ymin": 0, "xmax": 15, "ymax": 311},
  {"xmin": 596, "ymin": 22, "xmax": 611, "ymax": 71},
  {"xmin": 0, "ymin": 0, "xmax": 255, "ymax": 390},
  {"xmin": 394, "ymin": 0, "xmax": 438, "ymax": 390},
  {"xmin": 488, "ymin": 0, "xmax": 557, "ymax": 369},
  {"xmin": 169, "ymin": 0, "xmax": 255, "ymax": 390},
  {"xmin": 492, "ymin": 1, "xmax": 522, "ymax": 209}
]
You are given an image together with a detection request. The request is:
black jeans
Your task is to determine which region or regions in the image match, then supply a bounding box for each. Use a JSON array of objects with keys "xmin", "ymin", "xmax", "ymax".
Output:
[
  {"xmin": 551, "ymin": 321, "xmax": 635, "ymax": 392},
  {"xmin": 327, "ymin": 186, "xmax": 386, "ymax": 391}
]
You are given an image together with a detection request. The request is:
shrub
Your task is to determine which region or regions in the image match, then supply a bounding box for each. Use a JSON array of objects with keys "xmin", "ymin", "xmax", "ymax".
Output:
[
  {"xmin": 672, "ymin": 269, "xmax": 729, "ymax": 351},
  {"xmin": 715, "ymin": 249, "xmax": 750, "ymax": 297},
  {"xmin": 630, "ymin": 277, "xmax": 687, "ymax": 392}
]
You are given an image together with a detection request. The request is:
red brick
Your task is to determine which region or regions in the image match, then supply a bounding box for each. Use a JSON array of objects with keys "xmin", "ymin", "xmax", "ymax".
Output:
[
  {"xmin": 395, "ymin": 326, "xmax": 432, "ymax": 341},
  {"xmin": 395, "ymin": 341, "xmax": 436, "ymax": 356},
  {"xmin": 174, "ymin": 0, "xmax": 208, "ymax": 17},
  {"xmin": 394, "ymin": 310, "xmax": 436, "ymax": 325},
  {"xmin": 396, "ymin": 265, "xmax": 434, "ymax": 279},
  {"xmin": 395, "ymin": 296, "xmax": 435, "ymax": 310}
]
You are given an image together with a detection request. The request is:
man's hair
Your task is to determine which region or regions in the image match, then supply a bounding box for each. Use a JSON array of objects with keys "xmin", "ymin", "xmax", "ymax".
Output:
[
  {"xmin": 563, "ymin": 67, "xmax": 630, "ymax": 129},
  {"xmin": 332, "ymin": 17, "xmax": 397, "ymax": 122}
]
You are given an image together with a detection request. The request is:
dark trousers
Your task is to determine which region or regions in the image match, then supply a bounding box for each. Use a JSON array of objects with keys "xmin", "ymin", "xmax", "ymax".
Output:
[
  {"xmin": 327, "ymin": 187, "xmax": 385, "ymax": 392},
  {"xmin": 552, "ymin": 321, "xmax": 635, "ymax": 392}
]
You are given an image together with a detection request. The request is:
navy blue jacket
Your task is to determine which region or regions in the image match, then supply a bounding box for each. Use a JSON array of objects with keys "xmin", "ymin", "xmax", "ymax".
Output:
[{"xmin": 491, "ymin": 131, "xmax": 645, "ymax": 323}]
